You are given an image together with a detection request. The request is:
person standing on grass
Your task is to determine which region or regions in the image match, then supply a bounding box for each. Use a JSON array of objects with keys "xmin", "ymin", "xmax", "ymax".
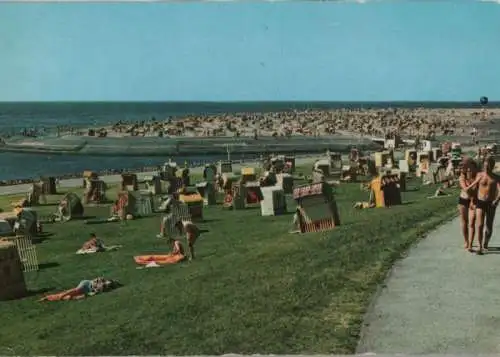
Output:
[
  {"xmin": 174, "ymin": 220, "xmax": 200, "ymax": 260},
  {"xmin": 290, "ymin": 207, "xmax": 302, "ymax": 233},
  {"xmin": 457, "ymin": 158, "xmax": 479, "ymax": 252},
  {"xmin": 468, "ymin": 156, "xmax": 500, "ymax": 254}
]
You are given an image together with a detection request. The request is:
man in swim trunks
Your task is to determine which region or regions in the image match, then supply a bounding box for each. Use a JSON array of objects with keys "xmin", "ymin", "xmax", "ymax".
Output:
[
  {"xmin": 175, "ymin": 220, "xmax": 200, "ymax": 260},
  {"xmin": 471, "ymin": 156, "xmax": 500, "ymax": 254}
]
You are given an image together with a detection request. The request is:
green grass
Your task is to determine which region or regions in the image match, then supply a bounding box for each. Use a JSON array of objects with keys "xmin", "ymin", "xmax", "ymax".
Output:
[{"xmin": 0, "ymin": 169, "xmax": 458, "ymax": 355}]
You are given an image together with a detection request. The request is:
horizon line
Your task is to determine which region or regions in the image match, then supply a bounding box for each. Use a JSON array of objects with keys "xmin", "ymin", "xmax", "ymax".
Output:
[{"xmin": 0, "ymin": 100, "xmax": 495, "ymax": 104}]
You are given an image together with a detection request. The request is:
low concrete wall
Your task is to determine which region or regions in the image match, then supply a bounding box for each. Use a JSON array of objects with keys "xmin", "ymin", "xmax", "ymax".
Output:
[{"xmin": 1, "ymin": 135, "xmax": 381, "ymax": 157}]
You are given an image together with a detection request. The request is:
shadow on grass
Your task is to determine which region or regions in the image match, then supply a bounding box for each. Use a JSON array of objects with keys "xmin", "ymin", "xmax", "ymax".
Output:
[
  {"xmin": 401, "ymin": 201, "xmax": 416, "ymax": 206},
  {"xmin": 85, "ymin": 220, "xmax": 120, "ymax": 226},
  {"xmin": 338, "ymin": 221, "xmax": 364, "ymax": 228},
  {"xmin": 38, "ymin": 262, "xmax": 60, "ymax": 270},
  {"xmin": 33, "ymin": 232, "xmax": 54, "ymax": 244},
  {"xmin": 32, "ymin": 237, "xmax": 51, "ymax": 244},
  {"xmin": 202, "ymin": 218, "xmax": 221, "ymax": 223},
  {"xmin": 404, "ymin": 187, "xmax": 420, "ymax": 192},
  {"xmin": 40, "ymin": 202, "xmax": 59, "ymax": 207},
  {"xmin": 74, "ymin": 215, "xmax": 97, "ymax": 220},
  {"xmin": 14, "ymin": 287, "xmax": 56, "ymax": 300}
]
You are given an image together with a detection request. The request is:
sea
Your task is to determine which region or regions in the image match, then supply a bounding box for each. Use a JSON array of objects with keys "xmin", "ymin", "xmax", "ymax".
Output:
[{"xmin": 1, "ymin": 101, "xmax": 498, "ymax": 181}]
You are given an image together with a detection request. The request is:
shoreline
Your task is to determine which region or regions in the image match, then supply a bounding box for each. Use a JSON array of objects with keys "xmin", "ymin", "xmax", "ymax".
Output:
[
  {"xmin": 1, "ymin": 106, "xmax": 499, "ymax": 184},
  {"xmin": 6, "ymin": 107, "xmax": 500, "ymax": 140},
  {"xmin": 0, "ymin": 134, "xmax": 380, "ymax": 157},
  {"xmin": 4, "ymin": 105, "xmax": 500, "ymax": 157}
]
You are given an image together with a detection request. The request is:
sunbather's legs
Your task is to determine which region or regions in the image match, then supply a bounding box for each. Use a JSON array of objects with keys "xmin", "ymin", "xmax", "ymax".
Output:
[
  {"xmin": 59, "ymin": 287, "xmax": 84, "ymax": 300},
  {"xmin": 39, "ymin": 287, "xmax": 84, "ymax": 301}
]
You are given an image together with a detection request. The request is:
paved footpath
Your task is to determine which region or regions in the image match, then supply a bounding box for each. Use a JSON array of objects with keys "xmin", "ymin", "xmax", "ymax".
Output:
[{"xmin": 357, "ymin": 209, "xmax": 500, "ymax": 354}]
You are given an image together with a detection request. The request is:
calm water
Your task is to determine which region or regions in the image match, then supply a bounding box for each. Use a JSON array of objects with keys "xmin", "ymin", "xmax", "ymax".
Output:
[{"xmin": 0, "ymin": 101, "xmax": 498, "ymax": 180}]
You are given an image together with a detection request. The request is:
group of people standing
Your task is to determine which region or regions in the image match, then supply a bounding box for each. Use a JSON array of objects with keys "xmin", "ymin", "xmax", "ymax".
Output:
[{"xmin": 458, "ymin": 155, "xmax": 500, "ymax": 254}]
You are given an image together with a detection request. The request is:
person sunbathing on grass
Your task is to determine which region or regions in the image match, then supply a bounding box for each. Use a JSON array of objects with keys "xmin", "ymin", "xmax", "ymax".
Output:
[
  {"xmin": 39, "ymin": 277, "xmax": 110, "ymax": 301},
  {"xmin": 353, "ymin": 201, "xmax": 375, "ymax": 209},
  {"xmin": 353, "ymin": 187, "xmax": 376, "ymax": 209},
  {"xmin": 82, "ymin": 233, "xmax": 105, "ymax": 252},
  {"xmin": 174, "ymin": 220, "xmax": 200, "ymax": 260}
]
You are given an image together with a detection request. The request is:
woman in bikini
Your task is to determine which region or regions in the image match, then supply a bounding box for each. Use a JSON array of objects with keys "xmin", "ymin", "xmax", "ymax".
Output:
[
  {"xmin": 458, "ymin": 158, "xmax": 479, "ymax": 251},
  {"xmin": 471, "ymin": 156, "xmax": 500, "ymax": 254},
  {"xmin": 39, "ymin": 277, "xmax": 106, "ymax": 301}
]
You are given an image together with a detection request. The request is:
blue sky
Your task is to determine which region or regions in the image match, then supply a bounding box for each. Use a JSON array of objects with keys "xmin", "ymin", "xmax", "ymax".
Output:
[{"xmin": 1, "ymin": 1, "xmax": 499, "ymax": 102}]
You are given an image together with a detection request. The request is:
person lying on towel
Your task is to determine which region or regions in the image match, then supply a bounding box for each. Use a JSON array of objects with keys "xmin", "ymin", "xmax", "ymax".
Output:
[
  {"xmin": 39, "ymin": 277, "xmax": 120, "ymax": 301},
  {"xmin": 82, "ymin": 233, "xmax": 105, "ymax": 252},
  {"xmin": 353, "ymin": 201, "xmax": 376, "ymax": 209},
  {"xmin": 134, "ymin": 247, "xmax": 185, "ymax": 265},
  {"xmin": 174, "ymin": 220, "xmax": 200, "ymax": 260}
]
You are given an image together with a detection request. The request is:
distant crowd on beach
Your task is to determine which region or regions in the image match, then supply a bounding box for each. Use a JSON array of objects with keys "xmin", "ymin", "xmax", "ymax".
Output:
[
  {"xmin": 0, "ymin": 128, "xmax": 47, "ymax": 138},
  {"xmin": 2, "ymin": 107, "xmax": 499, "ymax": 140},
  {"xmin": 1, "ymin": 126, "xmax": 73, "ymax": 139},
  {"xmin": 81, "ymin": 108, "xmax": 498, "ymax": 140}
]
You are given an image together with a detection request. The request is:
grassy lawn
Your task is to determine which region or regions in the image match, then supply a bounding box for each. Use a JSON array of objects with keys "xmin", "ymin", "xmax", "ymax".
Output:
[{"xmin": 0, "ymin": 167, "xmax": 458, "ymax": 355}]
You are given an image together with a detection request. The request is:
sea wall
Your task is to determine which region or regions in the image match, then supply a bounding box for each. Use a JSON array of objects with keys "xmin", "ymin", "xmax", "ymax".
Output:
[{"xmin": 0, "ymin": 135, "xmax": 381, "ymax": 157}]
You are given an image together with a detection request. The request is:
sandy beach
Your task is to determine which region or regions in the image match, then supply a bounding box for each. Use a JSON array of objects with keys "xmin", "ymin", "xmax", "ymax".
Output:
[
  {"xmin": 73, "ymin": 107, "xmax": 500, "ymax": 139},
  {"xmin": 2, "ymin": 106, "xmax": 499, "ymax": 182}
]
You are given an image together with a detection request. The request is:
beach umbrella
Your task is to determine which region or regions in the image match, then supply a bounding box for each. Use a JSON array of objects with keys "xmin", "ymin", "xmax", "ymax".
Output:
[{"xmin": 480, "ymin": 96, "xmax": 488, "ymax": 105}]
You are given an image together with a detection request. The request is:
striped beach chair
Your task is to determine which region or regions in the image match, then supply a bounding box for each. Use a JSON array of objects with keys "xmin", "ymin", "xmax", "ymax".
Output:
[
  {"xmin": 293, "ymin": 183, "xmax": 340, "ymax": 234},
  {"xmin": 297, "ymin": 212, "xmax": 337, "ymax": 234},
  {"xmin": 159, "ymin": 202, "xmax": 192, "ymax": 239},
  {"xmin": 6, "ymin": 235, "xmax": 39, "ymax": 272}
]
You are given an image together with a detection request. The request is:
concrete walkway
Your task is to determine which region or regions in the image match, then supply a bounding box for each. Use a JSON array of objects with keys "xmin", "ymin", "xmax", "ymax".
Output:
[{"xmin": 357, "ymin": 210, "xmax": 500, "ymax": 354}]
